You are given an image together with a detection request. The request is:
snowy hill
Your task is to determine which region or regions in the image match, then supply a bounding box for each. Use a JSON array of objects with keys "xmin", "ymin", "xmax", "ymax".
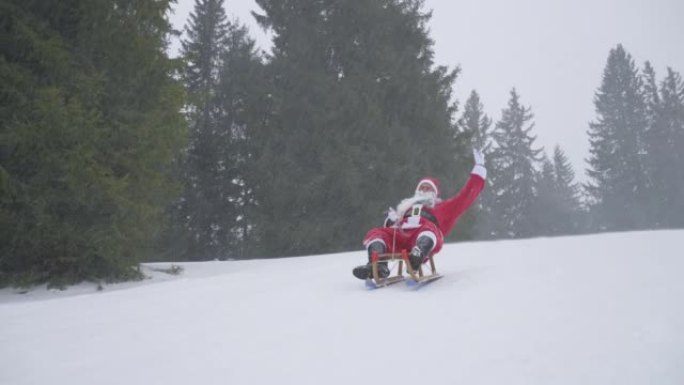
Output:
[{"xmin": 1, "ymin": 230, "xmax": 683, "ymax": 385}]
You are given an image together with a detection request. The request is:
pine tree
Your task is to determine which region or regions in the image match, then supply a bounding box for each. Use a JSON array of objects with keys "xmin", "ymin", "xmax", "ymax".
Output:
[
  {"xmin": 215, "ymin": 23, "xmax": 269, "ymax": 258},
  {"xmin": 0, "ymin": 0, "xmax": 185, "ymax": 286},
  {"xmin": 489, "ymin": 88, "xmax": 543, "ymax": 238},
  {"xmin": 551, "ymin": 146, "xmax": 582, "ymax": 233},
  {"xmin": 178, "ymin": 0, "xmax": 229, "ymax": 261},
  {"xmin": 586, "ymin": 45, "xmax": 649, "ymax": 231},
  {"xmin": 178, "ymin": 0, "xmax": 266, "ymax": 260},
  {"xmin": 642, "ymin": 62, "xmax": 661, "ymax": 128},
  {"xmin": 644, "ymin": 67, "xmax": 684, "ymax": 227},
  {"xmin": 641, "ymin": 61, "xmax": 664, "ymax": 227},
  {"xmin": 663, "ymin": 68, "xmax": 684, "ymax": 227},
  {"xmin": 182, "ymin": 0, "xmax": 229, "ymax": 101},
  {"xmin": 91, "ymin": 0, "xmax": 187, "ymax": 270},
  {"xmin": 456, "ymin": 90, "xmax": 494, "ymax": 239},
  {"xmin": 457, "ymin": 90, "xmax": 493, "ymax": 151},
  {"xmin": 533, "ymin": 155, "xmax": 560, "ymax": 235},
  {"xmin": 251, "ymin": 0, "xmax": 465, "ymax": 256},
  {"xmin": 531, "ymin": 146, "xmax": 581, "ymax": 236}
]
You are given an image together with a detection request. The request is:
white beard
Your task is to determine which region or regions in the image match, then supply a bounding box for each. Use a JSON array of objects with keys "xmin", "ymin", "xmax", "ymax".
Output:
[{"xmin": 416, "ymin": 190, "xmax": 437, "ymax": 204}]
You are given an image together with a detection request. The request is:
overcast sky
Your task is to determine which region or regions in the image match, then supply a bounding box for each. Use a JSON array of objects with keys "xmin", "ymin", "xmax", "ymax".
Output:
[{"xmin": 169, "ymin": 0, "xmax": 684, "ymax": 181}]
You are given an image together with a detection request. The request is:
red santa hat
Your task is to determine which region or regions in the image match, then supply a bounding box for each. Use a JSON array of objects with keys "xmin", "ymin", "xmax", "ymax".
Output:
[{"xmin": 415, "ymin": 177, "xmax": 440, "ymax": 197}]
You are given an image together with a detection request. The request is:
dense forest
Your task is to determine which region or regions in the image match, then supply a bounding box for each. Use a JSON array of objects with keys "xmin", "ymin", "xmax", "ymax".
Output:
[{"xmin": 2, "ymin": 0, "xmax": 683, "ymax": 287}]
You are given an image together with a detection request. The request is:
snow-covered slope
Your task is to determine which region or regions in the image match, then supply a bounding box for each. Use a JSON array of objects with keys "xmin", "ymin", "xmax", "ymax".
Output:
[{"xmin": 1, "ymin": 230, "xmax": 683, "ymax": 385}]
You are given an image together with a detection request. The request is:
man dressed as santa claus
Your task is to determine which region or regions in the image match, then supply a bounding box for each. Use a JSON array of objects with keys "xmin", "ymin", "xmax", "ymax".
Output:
[{"xmin": 353, "ymin": 149, "xmax": 487, "ymax": 280}]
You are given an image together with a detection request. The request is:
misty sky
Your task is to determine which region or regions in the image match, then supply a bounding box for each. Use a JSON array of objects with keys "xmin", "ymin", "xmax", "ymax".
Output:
[{"xmin": 169, "ymin": 0, "xmax": 684, "ymax": 182}]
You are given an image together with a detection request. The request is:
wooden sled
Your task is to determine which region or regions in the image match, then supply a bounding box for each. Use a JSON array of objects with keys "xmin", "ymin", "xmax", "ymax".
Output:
[{"xmin": 368, "ymin": 249, "xmax": 442, "ymax": 287}]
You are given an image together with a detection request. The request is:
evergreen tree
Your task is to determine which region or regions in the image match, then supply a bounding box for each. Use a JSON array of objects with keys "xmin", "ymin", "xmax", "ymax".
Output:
[
  {"xmin": 489, "ymin": 88, "xmax": 542, "ymax": 238},
  {"xmin": 177, "ymin": 0, "xmax": 229, "ymax": 261},
  {"xmin": 456, "ymin": 90, "xmax": 495, "ymax": 239},
  {"xmin": 182, "ymin": 0, "xmax": 229, "ymax": 100},
  {"xmin": 177, "ymin": 0, "xmax": 265, "ymax": 260},
  {"xmin": 251, "ymin": 0, "xmax": 465, "ymax": 256},
  {"xmin": 0, "ymin": 0, "xmax": 186, "ymax": 286},
  {"xmin": 643, "ymin": 67, "xmax": 684, "ymax": 227},
  {"xmin": 531, "ymin": 146, "xmax": 581, "ymax": 236},
  {"xmin": 642, "ymin": 62, "xmax": 661, "ymax": 129},
  {"xmin": 552, "ymin": 146, "xmax": 580, "ymax": 210},
  {"xmin": 586, "ymin": 45, "xmax": 649, "ymax": 231},
  {"xmin": 663, "ymin": 68, "xmax": 684, "ymax": 227},
  {"xmin": 641, "ymin": 61, "xmax": 664, "ymax": 227},
  {"xmin": 533, "ymin": 155, "xmax": 560, "ymax": 236},
  {"xmin": 457, "ymin": 90, "xmax": 493, "ymax": 151},
  {"xmin": 551, "ymin": 146, "xmax": 581, "ymax": 233},
  {"xmin": 215, "ymin": 23, "xmax": 269, "ymax": 258}
]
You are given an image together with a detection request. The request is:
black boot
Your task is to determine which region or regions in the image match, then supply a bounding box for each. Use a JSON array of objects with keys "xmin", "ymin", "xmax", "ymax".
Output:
[
  {"xmin": 352, "ymin": 241, "xmax": 390, "ymax": 280},
  {"xmin": 352, "ymin": 262, "xmax": 389, "ymax": 280},
  {"xmin": 409, "ymin": 236, "xmax": 435, "ymax": 271}
]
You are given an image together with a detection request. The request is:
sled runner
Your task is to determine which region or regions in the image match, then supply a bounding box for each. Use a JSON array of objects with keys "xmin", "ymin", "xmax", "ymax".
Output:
[{"xmin": 366, "ymin": 249, "xmax": 442, "ymax": 289}]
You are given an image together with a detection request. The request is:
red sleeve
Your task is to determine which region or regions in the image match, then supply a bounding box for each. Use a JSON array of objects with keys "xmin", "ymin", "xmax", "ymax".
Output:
[{"xmin": 434, "ymin": 174, "xmax": 485, "ymax": 235}]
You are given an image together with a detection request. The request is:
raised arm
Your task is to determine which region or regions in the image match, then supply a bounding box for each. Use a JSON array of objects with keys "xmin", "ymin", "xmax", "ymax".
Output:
[{"xmin": 436, "ymin": 149, "xmax": 487, "ymax": 235}]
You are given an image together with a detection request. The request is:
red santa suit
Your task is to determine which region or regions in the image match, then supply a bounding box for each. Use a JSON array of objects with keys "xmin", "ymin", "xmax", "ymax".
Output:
[{"xmin": 362, "ymin": 167, "xmax": 486, "ymax": 256}]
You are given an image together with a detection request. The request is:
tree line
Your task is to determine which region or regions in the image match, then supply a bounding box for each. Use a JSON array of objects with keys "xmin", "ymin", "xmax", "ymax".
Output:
[
  {"xmin": 1, "ymin": 0, "xmax": 682, "ymax": 287},
  {"xmin": 465, "ymin": 44, "xmax": 684, "ymax": 240}
]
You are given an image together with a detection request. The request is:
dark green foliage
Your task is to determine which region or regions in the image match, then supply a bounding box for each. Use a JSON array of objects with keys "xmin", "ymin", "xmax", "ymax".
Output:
[
  {"xmin": 176, "ymin": 0, "xmax": 232, "ymax": 261},
  {"xmin": 454, "ymin": 90, "xmax": 492, "ymax": 240},
  {"xmin": 8, "ymin": 1, "xmax": 682, "ymax": 282},
  {"xmin": 0, "ymin": 0, "xmax": 186, "ymax": 286},
  {"xmin": 642, "ymin": 66, "xmax": 684, "ymax": 228},
  {"xmin": 487, "ymin": 89, "xmax": 543, "ymax": 238},
  {"xmin": 533, "ymin": 155, "xmax": 561, "ymax": 235},
  {"xmin": 586, "ymin": 45, "xmax": 649, "ymax": 231},
  {"xmin": 176, "ymin": 0, "xmax": 266, "ymax": 260},
  {"xmin": 552, "ymin": 146, "xmax": 581, "ymax": 216},
  {"xmin": 216, "ymin": 24, "xmax": 270, "ymax": 258},
  {"xmin": 533, "ymin": 146, "xmax": 582, "ymax": 236},
  {"xmin": 250, "ymin": 0, "xmax": 465, "ymax": 257},
  {"xmin": 586, "ymin": 46, "xmax": 684, "ymax": 233},
  {"xmin": 457, "ymin": 90, "xmax": 493, "ymax": 152}
]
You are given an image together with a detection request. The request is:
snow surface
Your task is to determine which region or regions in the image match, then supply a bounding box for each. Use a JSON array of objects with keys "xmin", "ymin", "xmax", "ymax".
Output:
[{"xmin": 1, "ymin": 230, "xmax": 683, "ymax": 385}]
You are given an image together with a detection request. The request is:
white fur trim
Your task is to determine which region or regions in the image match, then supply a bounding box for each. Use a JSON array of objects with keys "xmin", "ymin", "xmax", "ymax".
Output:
[
  {"xmin": 417, "ymin": 231, "xmax": 437, "ymax": 246},
  {"xmin": 471, "ymin": 164, "xmax": 487, "ymax": 180},
  {"xmin": 364, "ymin": 238, "xmax": 386, "ymax": 249},
  {"xmin": 396, "ymin": 196, "xmax": 423, "ymax": 219},
  {"xmin": 402, "ymin": 214, "xmax": 421, "ymax": 229}
]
